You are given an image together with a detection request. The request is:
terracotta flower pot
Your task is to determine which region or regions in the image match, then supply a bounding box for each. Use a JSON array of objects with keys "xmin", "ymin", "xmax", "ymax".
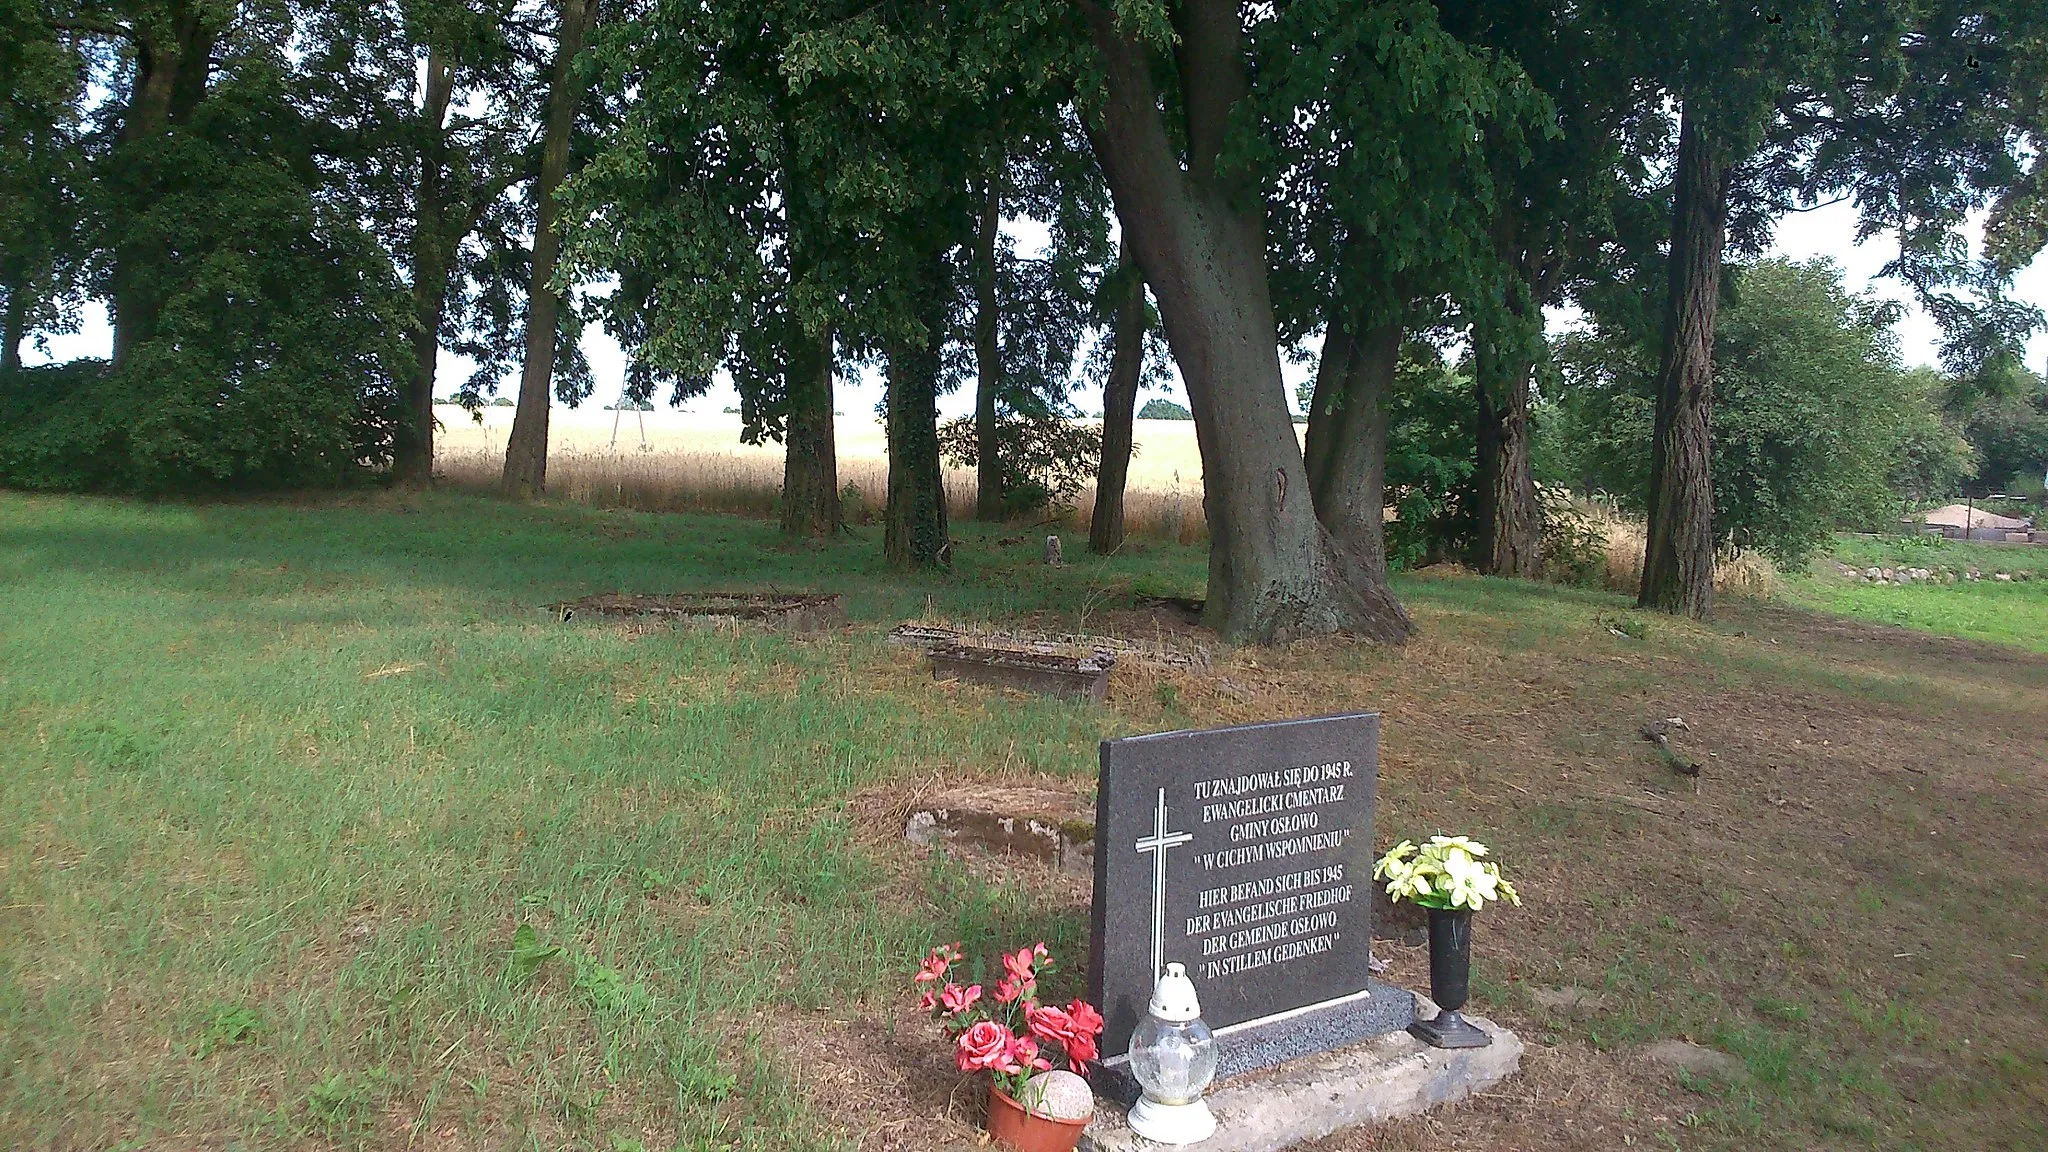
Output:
[{"xmin": 987, "ymin": 1088, "xmax": 1089, "ymax": 1152}]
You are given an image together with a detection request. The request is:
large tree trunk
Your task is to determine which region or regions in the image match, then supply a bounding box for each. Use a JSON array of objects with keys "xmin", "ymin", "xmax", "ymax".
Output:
[
  {"xmin": 109, "ymin": 14, "xmax": 216, "ymax": 369},
  {"xmin": 1080, "ymin": 0, "xmax": 1409, "ymax": 644},
  {"xmin": 1640, "ymin": 107, "xmax": 1729, "ymax": 619},
  {"xmin": 1304, "ymin": 319, "xmax": 1414, "ymax": 642},
  {"xmin": 1472, "ymin": 321, "xmax": 1541, "ymax": 579},
  {"xmin": 1089, "ymin": 259, "xmax": 1146, "ymax": 555},
  {"xmin": 780, "ymin": 324, "xmax": 840, "ymax": 536},
  {"xmin": 778, "ymin": 156, "xmax": 841, "ymax": 537},
  {"xmin": 396, "ymin": 50, "xmax": 456, "ymax": 487},
  {"xmin": 1, "ymin": 282, "xmax": 25, "ymax": 373},
  {"xmin": 884, "ymin": 249, "xmax": 952, "ymax": 569},
  {"xmin": 400, "ymin": 271, "xmax": 446, "ymax": 485},
  {"xmin": 109, "ymin": 43, "xmax": 178, "ymax": 368},
  {"xmin": 972, "ymin": 177, "xmax": 1005, "ymax": 519},
  {"xmin": 502, "ymin": 0, "xmax": 597, "ymax": 497}
]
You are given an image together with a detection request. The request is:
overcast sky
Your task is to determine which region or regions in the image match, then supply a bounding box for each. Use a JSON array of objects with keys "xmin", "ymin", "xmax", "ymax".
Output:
[{"xmin": 28, "ymin": 199, "xmax": 2048, "ymax": 423}]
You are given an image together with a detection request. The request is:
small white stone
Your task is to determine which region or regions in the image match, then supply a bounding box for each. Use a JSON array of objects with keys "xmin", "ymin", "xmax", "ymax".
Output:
[{"xmin": 1022, "ymin": 1069, "xmax": 1096, "ymax": 1121}]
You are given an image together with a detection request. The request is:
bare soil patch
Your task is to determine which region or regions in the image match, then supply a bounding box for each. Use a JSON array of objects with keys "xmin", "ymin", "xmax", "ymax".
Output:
[{"xmin": 814, "ymin": 590, "xmax": 2046, "ymax": 1152}]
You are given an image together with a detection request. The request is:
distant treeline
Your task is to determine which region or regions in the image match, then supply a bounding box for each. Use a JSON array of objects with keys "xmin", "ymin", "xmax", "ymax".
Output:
[{"xmin": 3, "ymin": 1, "xmax": 2043, "ymax": 640}]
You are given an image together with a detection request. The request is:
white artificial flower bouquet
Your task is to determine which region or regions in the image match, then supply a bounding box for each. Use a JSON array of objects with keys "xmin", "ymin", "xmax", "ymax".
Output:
[{"xmin": 1373, "ymin": 835, "xmax": 1522, "ymax": 912}]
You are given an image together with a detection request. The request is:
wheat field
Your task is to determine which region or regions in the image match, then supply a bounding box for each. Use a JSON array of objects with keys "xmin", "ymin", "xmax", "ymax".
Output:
[
  {"xmin": 434, "ymin": 405, "xmax": 1211, "ymax": 541},
  {"xmin": 436, "ymin": 407, "xmax": 1773, "ymax": 592}
]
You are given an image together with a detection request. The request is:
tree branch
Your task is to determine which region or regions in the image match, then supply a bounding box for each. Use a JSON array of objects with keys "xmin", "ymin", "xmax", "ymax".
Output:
[
  {"xmin": 1173, "ymin": 0, "xmax": 1249, "ymax": 191},
  {"xmin": 46, "ymin": 14, "xmax": 132, "ymax": 39}
]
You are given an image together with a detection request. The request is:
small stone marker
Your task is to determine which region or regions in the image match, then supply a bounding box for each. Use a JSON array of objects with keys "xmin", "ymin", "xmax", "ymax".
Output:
[
  {"xmin": 1088, "ymin": 714, "xmax": 1413, "ymax": 1100},
  {"xmin": 1045, "ymin": 535, "xmax": 1065, "ymax": 566}
]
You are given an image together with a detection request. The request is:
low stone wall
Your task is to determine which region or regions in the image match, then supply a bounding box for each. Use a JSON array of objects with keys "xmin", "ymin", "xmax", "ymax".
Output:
[{"xmin": 1832, "ymin": 562, "xmax": 2033, "ymax": 585}]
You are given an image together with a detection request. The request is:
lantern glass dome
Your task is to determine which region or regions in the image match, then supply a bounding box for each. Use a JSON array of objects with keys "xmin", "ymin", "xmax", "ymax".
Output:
[
  {"xmin": 1126, "ymin": 963, "xmax": 1219, "ymax": 1144},
  {"xmin": 1128, "ymin": 1014, "xmax": 1217, "ymax": 1105}
]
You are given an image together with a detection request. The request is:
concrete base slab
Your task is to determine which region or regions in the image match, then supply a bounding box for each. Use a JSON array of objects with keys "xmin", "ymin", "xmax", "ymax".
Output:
[
  {"xmin": 1080, "ymin": 1002, "xmax": 1521, "ymax": 1152},
  {"xmin": 1090, "ymin": 981, "xmax": 1417, "ymax": 1107}
]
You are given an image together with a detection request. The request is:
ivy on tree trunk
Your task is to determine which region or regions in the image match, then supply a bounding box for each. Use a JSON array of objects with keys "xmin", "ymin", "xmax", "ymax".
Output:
[
  {"xmin": 108, "ymin": 11, "xmax": 221, "ymax": 369},
  {"xmin": 1, "ymin": 283, "xmax": 24, "ymax": 373},
  {"xmin": 780, "ymin": 324, "xmax": 840, "ymax": 537},
  {"xmin": 884, "ymin": 248, "xmax": 952, "ymax": 570}
]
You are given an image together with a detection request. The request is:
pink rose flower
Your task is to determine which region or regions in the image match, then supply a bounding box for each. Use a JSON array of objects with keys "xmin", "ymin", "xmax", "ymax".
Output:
[
  {"xmin": 955, "ymin": 1021, "xmax": 1014, "ymax": 1072},
  {"xmin": 1065, "ymin": 1000, "xmax": 1104, "ymax": 1036},
  {"xmin": 992, "ymin": 976, "xmax": 1029, "ymax": 1005},
  {"xmin": 1005, "ymin": 1033, "xmax": 1052, "ymax": 1073},
  {"xmin": 1025, "ymin": 1004, "xmax": 1076, "ymax": 1044},
  {"xmin": 940, "ymin": 983, "xmax": 983, "ymax": 1015},
  {"xmin": 1027, "ymin": 1003, "xmax": 1101, "ymax": 1069},
  {"xmin": 1062, "ymin": 1000, "xmax": 1105, "ymax": 1068},
  {"xmin": 1063, "ymin": 1030, "xmax": 1098, "ymax": 1069}
]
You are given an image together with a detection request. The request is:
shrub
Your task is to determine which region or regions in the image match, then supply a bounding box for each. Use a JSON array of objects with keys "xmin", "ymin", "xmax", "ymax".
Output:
[
  {"xmin": 1538, "ymin": 487, "xmax": 1609, "ymax": 587},
  {"xmin": 1382, "ymin": 349, "xmax": 1477, "ymax": 570},
  {"xmin": 0, "ymin": 362, "xmax": 131, "ymax": 491},
  {"xmin": 938, "ymin": 414, "xmax": 1101, "ymax": 514},
  {"xmin": 1137, "ymin": 398, "xmax": 1192, "ymax": 420},
  {"xmin": 0, "ymin": 341, "xmax": 399, "ymax": 493}
]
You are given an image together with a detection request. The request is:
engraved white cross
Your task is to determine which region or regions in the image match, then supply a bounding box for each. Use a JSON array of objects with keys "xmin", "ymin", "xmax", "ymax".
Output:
[{"xmin": 1133, "ymin": 787, "xmax": 1194, "ymax": 980}]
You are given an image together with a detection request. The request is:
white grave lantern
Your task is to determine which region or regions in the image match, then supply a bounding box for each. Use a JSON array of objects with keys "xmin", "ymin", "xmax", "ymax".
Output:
[{"xmin": 1125, "ymin": 963, "xmax": 1218, "ymax": 1144}]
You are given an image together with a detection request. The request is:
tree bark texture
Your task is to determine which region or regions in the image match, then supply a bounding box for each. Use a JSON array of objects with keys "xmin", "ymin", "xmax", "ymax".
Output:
[
  {"xmin": 1089, "ymin": 261, "xmax": 1147, "ymax": 555},
  {"xmin": 502, "ymin": 0, "xmax": 597, "ymax": 498},
  {"xmin": 1303, "ymin": 321, "xmax": 1415, "ymax": 641},
  {"xmin": 1079, "ymin": 0, "xmax": 1410, "ymax": 644},
  {"xmin": 973, "ymin": 177, "xmax": 1005, "ymax": 520},
  {"xmin": 1471, "ymin": 321, "xmax": 1541, "ymax": 579},
  {"xmin": 1640, "ymin": 108, "xmax": 1729, "ymax": 620},
  {"xmin": 780, "ymin": 324, "xmax": 841, "ymax": 536},
  {"xmin": 395, "ymin": 50, "xmax": 457, "ymax": 486},
  {"xmin": 884, "ymin": 250, "xmax": 952, "ymax": 569}
]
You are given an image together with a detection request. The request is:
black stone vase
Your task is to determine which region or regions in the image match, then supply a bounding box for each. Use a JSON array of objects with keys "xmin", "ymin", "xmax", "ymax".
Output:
[{"xmin": 1408, "ymin": 907, "xmax": 1490, "ymax": 1049}]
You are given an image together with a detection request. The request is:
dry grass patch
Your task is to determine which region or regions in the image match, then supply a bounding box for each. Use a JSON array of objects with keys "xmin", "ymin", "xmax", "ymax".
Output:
[{"xmin": 799, "ymin": 585, "xmax": 2045, "ymax": 1152}]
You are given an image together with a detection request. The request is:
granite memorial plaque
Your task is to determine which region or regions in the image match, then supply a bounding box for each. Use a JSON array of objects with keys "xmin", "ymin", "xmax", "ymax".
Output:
[{"xmin": 1087, "ymin": 714, "xmax": 1413, "ymax": 1097}]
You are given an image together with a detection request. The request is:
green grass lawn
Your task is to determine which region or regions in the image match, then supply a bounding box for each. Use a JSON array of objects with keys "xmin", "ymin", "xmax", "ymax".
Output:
[
  {"xmin": 2, "ymin": 492, "xmax": 2042, "ymax": 1152},
  {"xmin": 0, "ymin": 491, "xmax": 1207, "ymax": 1150},
  {"xmin": 1783, "ymin": 534, "xmax": 2048, "ymax": 654}
]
